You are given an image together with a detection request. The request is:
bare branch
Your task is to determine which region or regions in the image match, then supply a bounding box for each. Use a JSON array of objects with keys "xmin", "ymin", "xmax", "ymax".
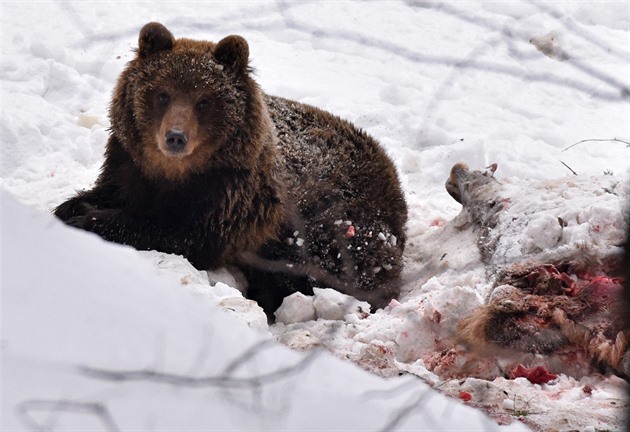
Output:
[
  {"xmin": 377, "ymin": 386, "xmax": 439, "ymax": 432},
  {"xmin": 562, "ymin": 137, "xmax": 630, "ymax": 152},
  {"xmin": 80, "ymin": 347, "xmax": 321, "ymax": 390},
  {"xmin": 559, "ymin": 160, "xmax": 578, "ymax": 176},
  {"xmin": 220, "ymin": 339, "xmax": 280, "ymax": 377},
  {"xmin": 16, "ymin": 400, "xmax": 120, "ymax": 432}
]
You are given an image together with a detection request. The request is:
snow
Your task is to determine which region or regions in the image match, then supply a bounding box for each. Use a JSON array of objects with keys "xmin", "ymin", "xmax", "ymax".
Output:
[
  {"xmin": 2, "ymin": 1, "xmax": 629, "ymax": 431},
  {"xmin": 4, "ymin": 191, "xmax": 525, "ymax": 431}
]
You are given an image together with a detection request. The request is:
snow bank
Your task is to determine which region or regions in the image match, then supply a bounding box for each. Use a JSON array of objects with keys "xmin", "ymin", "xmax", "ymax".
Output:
[{"xmin": 1, "ymin": 190, "xmax": 528, "ymax": 431}]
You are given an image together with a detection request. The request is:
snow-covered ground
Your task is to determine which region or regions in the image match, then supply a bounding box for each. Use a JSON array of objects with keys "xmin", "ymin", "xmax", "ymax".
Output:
[{"xmin": 2, "ymin": 1, "xmax": 629, "ymax": 431}]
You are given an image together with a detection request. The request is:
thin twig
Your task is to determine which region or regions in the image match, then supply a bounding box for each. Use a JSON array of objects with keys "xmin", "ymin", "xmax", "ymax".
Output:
[
  {"xmin": 377, "ymin": 386, "xmax": 438, "ymax": 432},
  {"xmin": 559, "ymin": 160, "xmax": 578, "ymax": 176},
  {"xmin": 16, "ymin": 400, "xmax": 120, "ymax": 432},
  {"xmin": 562, "ymin": 137, "xmax": 630, "ymax": 152},
  {"xmin": 80, "ymin": 349, "xmax": 321, "ymax": 389}
]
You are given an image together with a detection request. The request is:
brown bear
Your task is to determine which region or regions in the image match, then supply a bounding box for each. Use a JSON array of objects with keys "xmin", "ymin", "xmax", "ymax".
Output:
[{"xmin": 54, "ymin": 22, "xmax": 408, "ymax": 315}]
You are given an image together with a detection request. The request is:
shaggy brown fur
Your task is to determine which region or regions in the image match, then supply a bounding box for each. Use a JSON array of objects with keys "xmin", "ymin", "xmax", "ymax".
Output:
[
  {"xmin": 54, "ymin": 22, "xmax": 407, "ymax": 314},
  {"xmin": 457, "ymin": 269, "xmax": 630, "ymax": 378},
  {"xmin": 446, "ymin": 163, "xmax": 629, "ymax": 379}
]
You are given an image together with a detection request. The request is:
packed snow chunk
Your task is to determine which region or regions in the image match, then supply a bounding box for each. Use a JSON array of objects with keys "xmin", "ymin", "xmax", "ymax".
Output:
[
  {"xmin": 580, "ymin": 205, "xmax": 626, "ymax": 244},
  {"xmin": 275, "ymin": 328, "xmax": 320, "ymax": 351},
  {"xmin": 209, "ymin": 282, "xmax": 244, "ymax": 299},
  {"xmin": 502, "ymin": 398, "xmax": 515, "ymax": 411},
  {"xmin": 218, "ymin": 297, "xmax": 268, "ymax": 332},
  {"xmin": 355, "ymin": 342, "xmax": 398, "ymax": 377},
  {"xmin": 206, "ymin": 266, "xmax": 247, "ymax": 294},
  {"xmin": 523, "ymin": 213, "xmax": 563, "ymax": 252},
  {"xmin": 275, "ymin": 292, "xmax": 317, "ymax": 324},
  {"xmin": 76, "ymin": 113, "xmax": 105, "ymax": 129},
  {"xmin": 422, "ymin": 284, "xmax": 484, "ymax": 334},
  {"xmin": 395, "ymin": 284, "xmax": 484, "ymax": 363},
  {"xmin": 312, "ymin": 288, "xmax": 371, "ymax": 321}
]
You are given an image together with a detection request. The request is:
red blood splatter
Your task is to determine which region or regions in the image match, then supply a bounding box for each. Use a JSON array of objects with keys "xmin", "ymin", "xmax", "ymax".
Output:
[
  {"xmin": 510, "ymin": 364, "xmax": 557, "ymax": 384},
  {"xmin": 459, "ymin": 391, "xmax": 472, "ymax": 402},
  {"xmin": 559, "ymin": 272, "xmax": 578, "ymax": 295},
  {"xmin": 581, "ymin": 275, "xmax": 623, "ymax": 303},
  {"xmin": 345, "ymin": 225, "xmax": 355, "ymax": 238},
  {"xmin": 520, "ymin": 264, "xmax": 578, "ymax": 295},
  {"xmin": 432, "ymin": 310, "xmax": 442, "ymax": 324},
  {"xmin": 592, "ymin": 275, "xmax": 622, "ymax": 285}
]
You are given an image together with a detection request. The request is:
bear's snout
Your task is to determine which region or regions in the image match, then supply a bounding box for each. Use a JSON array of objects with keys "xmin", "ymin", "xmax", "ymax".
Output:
[
  {"xmin": 155, "ymin": 101, "xmax": 199, "ymax": 159},
  {"xmin": 165, "ymin": 129, "xmax": 189, "ymax": 153}
]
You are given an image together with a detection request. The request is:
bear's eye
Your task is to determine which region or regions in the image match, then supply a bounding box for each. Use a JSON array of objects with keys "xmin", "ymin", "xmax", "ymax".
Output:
[
  {"xmin": 196, "ymin": 98, "xmax": 211, "ymax": 112},
  {"xmin": 156, "ymin": 91, "xmax": 170, "ymax": 106}
]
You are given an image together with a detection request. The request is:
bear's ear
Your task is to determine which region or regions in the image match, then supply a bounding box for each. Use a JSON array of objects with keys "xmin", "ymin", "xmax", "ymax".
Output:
[
  {"xmin": 214, "ymin": 35, "xmax": 249, "ymax": 71},
  {"xmin": 138, "ymin": 22, "xmax": 175, "ymax": 58}
]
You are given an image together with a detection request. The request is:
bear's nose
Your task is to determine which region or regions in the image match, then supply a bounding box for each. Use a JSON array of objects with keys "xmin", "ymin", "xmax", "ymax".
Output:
[{"xmin": 165, "ymin": 129, "xmax": 188, "ymax": 152}]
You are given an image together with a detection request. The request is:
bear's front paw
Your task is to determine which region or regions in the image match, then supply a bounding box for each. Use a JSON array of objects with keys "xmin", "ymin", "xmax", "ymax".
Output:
[
  {"xmin": 66, "ymin": 208, "xmax": 118, "ymax": 231},
  {"xmin": 54, "ymin": 199, "xmax": 97, "ymax": 221}
]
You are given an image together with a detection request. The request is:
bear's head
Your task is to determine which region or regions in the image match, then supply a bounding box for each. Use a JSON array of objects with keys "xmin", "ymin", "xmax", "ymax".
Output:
[{"xmin": 110, "ymin": 22, "xmax": 274, "ymax": 182}]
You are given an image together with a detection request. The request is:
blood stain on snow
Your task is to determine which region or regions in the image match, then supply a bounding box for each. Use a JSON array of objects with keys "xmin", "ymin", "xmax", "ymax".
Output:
[
  {"xmin": 432, "ymin": 310, "xmax": 442, "ymax": 324},
  {"xmin": 510, "ymin": 364, "xmax": 557, "ymax": 384},
  {"xmin": 345, "ymin": 225, "xmax": 355, "ymax": 238},
  {"xmin": 459, "ymin": 391, "xmax": 473, "ymax": 402},
  {"xmin": 430, "ymin": 219, "xmax": 445, "ymax": 227}
]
